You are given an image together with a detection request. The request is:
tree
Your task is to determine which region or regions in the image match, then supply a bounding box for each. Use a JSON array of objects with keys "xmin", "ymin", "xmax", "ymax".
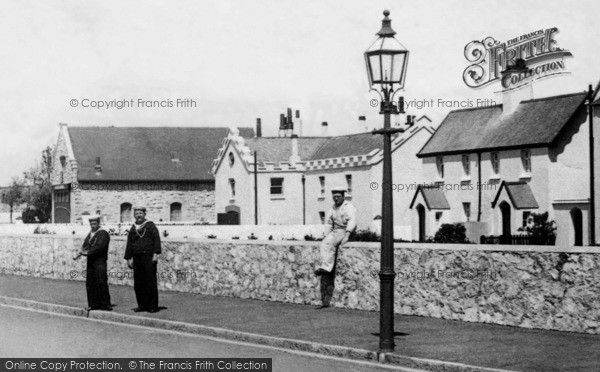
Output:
[
  {"xmin": 21, "ymin": 146, "xmax": 53, "ymax": 223},
  {"xmin": 1, "ymin": 177, "xmax": 25, "ymax": 223},
  {"xmin": 518, "ymin": 211, "xmax": 557, "ymax": 244}
]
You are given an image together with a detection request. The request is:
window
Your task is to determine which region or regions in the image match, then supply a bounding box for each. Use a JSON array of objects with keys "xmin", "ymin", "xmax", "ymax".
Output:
[
  {"xmin": 229, "ymin": 178, "xmax": 235, "ymax": 198},
  {"xmin": 55, "ymin": 190, "xmax": 70, "ymax": 203},
  {"xmin": 491, "ymin": 152, "xmax": 500, "ymax": 175},
  {"xmin": 59, "ymin": 156, "xmax": 66, "ymax": 169},
  {"xmin": 435, "ymin": 212, "xmax": 443, "ymax": 223},
  {"xmin": 319, "ymin": 211, "xmax": 325, "ymax": 224},
  {"xmin": 462, "ymin": 154, "xmax": 470, "ymax": 176},
  {"xmin": 522, "ymin": 211, "xmax": 532, "ymax": 227},
  {"xmin": 270, "ymin": 178, "xmax": 284, "ymax": 195},
  {"xmin": 436, "ymin": 156, "xmax": 444, "ymax": 178},
  {"xmin": 346, "ymin": 175, "xmax": 353, "ymax": 195},
  {"xmin": 170, "ymin": 151, "xmax": 179, "ymax": 162},
  {"xmin": 228, "ymin": 152, "xmax": 235, "ymax": 167},
  {"xmin": 521, "ymin": 149, "xmax": 531, "ymax": 173},
  {"xmin": 319, "ymin": 176, "xmax": 325, "ymax": 197},
  {"xmin": 120, "ymin": 203, "xmax": 132, "ymax": 223},
  {"xmin": 463, "ymin": 202, "xmax": 471, "ymax": 221},
  {"xmin": 170, "ymin": 202, "xmax": 182, "ymax": 222}
]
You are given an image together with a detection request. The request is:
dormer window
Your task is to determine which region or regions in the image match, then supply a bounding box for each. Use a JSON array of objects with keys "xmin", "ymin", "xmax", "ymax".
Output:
[
  {"xmin": 170, "ymin": 151, "xmax": 179, "ymax": 162},
  {"xmin": 59, "ymin": 156, "xmax": 66, "ymax": 170},
  {"xmin": 228, "ymin": 152, "xmax": 235, "ymax": 167}
]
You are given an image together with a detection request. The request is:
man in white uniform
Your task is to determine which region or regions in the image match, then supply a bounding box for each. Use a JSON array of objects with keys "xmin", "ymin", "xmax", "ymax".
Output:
[{"xmin": 314, "ymin": 186, "xmax": 357, "ymax": 308}]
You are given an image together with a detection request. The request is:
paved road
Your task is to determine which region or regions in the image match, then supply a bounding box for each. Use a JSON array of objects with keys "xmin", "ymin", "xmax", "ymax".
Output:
[{"xmin": 0, "ymin": 305, "xmax": 426, "ymax": 372}]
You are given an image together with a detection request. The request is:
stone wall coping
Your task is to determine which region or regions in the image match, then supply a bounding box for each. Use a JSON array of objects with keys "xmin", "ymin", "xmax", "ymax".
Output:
[{"xmin": 2, "ymin": 233, "xmax": 599, "ymax": 253}]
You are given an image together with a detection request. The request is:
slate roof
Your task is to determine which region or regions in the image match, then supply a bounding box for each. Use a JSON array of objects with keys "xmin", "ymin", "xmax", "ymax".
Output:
[
  {"xmin": 238, "ymin": 132, "xmax": 387, "ymax": 165},
  {"xmin": 69, "ymin": 127, "xmax": 254, "ymax": 181},
  {"xmin": 418, "ymin": 92, "xmax": 587, "ymax": 157},
  {"xmin": 410, "ymin": 185, "xmax": 450, "ymax": 210},
  {"xmin": 243, "ymin": 137, "xmax": 330, "ymax": 165},
  {"xmin": 308, "ymin": 132, "xmax": 384, "ymax": 160},
  {"xmin": 492, "ymin": 181, "xmax": 539, "ymax": 210}
]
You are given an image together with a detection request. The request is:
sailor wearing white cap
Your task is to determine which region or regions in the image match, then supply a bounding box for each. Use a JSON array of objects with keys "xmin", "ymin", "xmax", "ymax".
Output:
[
  {"xmin": 314, "ymin": 186, "xmax": 357, "ymax": 308},
  {"xmin": 74, "ymin": 214, "xmax": 112, "ymax": 311}
]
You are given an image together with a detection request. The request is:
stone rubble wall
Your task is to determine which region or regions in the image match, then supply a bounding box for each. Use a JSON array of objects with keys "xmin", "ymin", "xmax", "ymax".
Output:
[{"xmin": 0, "ymin": 235, "xmax": 598, "ymax": 334}]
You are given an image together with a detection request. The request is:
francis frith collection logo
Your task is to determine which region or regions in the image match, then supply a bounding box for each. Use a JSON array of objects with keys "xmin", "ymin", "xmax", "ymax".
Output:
[{"xmin": 463, "ymin": 27, "xmax": 572, "ymax": 90}]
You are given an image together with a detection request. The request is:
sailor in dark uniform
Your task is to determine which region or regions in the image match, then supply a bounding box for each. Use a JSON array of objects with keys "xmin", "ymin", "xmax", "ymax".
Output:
[
  {"xmin": 75, "ymin": 215, "xmax": 112, "ymax": 311},
  {"xmin": 124, "ymin": 206, "xmax": 162, "ymax": 313}
]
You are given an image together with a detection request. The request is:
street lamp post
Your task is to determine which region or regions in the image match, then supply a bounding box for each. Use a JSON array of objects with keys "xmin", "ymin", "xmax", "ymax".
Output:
[{"xmin": 364, "ymin": 10, "xmax": 410, "ymax": 352}]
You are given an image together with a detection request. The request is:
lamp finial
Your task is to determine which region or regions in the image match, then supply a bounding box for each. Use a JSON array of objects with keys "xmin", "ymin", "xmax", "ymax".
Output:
[{"xmin": 377, "ymin": 10, "xmax": 396, "ymax": 37}]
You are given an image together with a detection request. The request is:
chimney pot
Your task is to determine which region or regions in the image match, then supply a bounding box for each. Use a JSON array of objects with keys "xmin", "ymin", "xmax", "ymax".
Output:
[{"xmin": 256, "ymin": 118, "xmax": 262, "ymax": 138}]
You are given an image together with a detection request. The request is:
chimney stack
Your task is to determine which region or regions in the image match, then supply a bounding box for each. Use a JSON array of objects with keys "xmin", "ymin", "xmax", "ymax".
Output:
[
  {"xmin": 321, "ymin": 122, "xmax": 328, "ymax": 137},
  {"xmin": 296, "ymin": 110, "xmax": 302, "ymax": 137},
  {"xmin": 256, "ymin": 118, "xmax": 262, "ymax": 138},
  {"xmin": 500, "ymin": 59, "xmax": 533, "ymax": 116},
  {"xmin": 289, "ymin": 134, "xmax": 300, "ymax": 164},
  {"xmin": 358, "ymin": 116, "xmax": 367, "ymax": 132}
]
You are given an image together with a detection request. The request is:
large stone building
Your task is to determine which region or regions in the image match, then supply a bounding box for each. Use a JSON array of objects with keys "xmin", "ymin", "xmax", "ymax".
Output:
[
  {"xmin": 50, "ymin": 124, "xmax": 253, "ymax": 224},
  {"xmin": 212, "ymin": 116, "xmax": 436, "ymax": 238},
  {"xmin": 413, "ymin": 87, "xmax": 600, "ymax": 246}
]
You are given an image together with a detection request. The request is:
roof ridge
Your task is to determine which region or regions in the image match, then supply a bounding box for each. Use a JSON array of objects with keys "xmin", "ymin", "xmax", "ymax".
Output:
[
  {"xmin": 436, "ymin": 91, "xmax": 586, "ymax": 116},
  {"xmin": 520, "ymin": 91, "xmax": 587, "ymax": 104},
  {"xmin": 446, "ymin": 104, "xmax": 503, "ymax": 114}
]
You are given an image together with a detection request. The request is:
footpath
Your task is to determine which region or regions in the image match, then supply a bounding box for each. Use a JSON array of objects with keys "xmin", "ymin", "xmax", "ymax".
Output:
[{"xmin": 1, "ymin": 274, "xmax": 599, "ymax": 372}]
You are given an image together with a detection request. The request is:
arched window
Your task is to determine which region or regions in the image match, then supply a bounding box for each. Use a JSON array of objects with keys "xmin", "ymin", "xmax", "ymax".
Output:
[
  {"xmin": 120, "ymin": 203, "xmax": 132, "ymax": 223},
  {"xmin": 170, "ymin": 202, "xmax": 182, "ymax": 222}
]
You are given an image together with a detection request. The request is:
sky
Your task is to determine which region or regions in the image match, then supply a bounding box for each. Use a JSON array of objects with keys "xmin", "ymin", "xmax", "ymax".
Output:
[{"xmin": 1, "ymin": 0, "xmax": 599, "ymax": 185}]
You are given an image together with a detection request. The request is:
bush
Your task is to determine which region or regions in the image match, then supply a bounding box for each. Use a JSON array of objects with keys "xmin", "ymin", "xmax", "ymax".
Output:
[
  {"xmin": 207, "ymin": 234, "xmax": 217, "ymax": 239},
  {"xmin": 33, "ymin": 226, "xmax": 55, "ymax": 235},
  {"xmin": 349, "ymin": 230, "xmax": 409, "ymax": 243},
  {"xmin": 518, "ymin": 212, "xmax": 556, "ymax": 239},
  {"xmin": 350, "ymin": 229, "xmax": 380, "ymax": 242},
  {"xmin": 162, "ymin": 230, "xmax": 169, "ymax": 238},
  {"xmin": 21, "ymin": 208, "xmax": 38, "ymax": 224},
  {"xmin": 248, "ymin": 233, "xmax": 258, "ymax": 240},
  {"xmin": 431, "ymin": 223, "xmax": 470, "ymax": 243},
  {"xmin": 304, "ymin": 234, "xmax": 321, "ymax": 241}
]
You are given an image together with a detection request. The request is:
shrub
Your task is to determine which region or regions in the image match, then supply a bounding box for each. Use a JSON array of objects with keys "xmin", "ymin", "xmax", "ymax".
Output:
[
  {"xmin": 162, "ymin": 230, "xmax": 169, "ymax": 238},
  {"xmin": 518, "ymin": 212, "xmax": 557, "ymax": 239},
  {"xmin": 22, "ymin": 208, "xmax": 38, "ymax": 224},
  {"xmin": 33, "ymin": 226, "xmax": 55, "ymax": 235},
  {"xmin": 350, "ymin": 229, "xmax": 381, "ymax": 242},
  {"xmin": 248, "ymin": 233, "xmax": 258, "ymax": 240},
  {"xmin": 232, "ymin": 236, "xmax": 240, "ymax": 240},
  {"xmin": 304, "ymin": 234, "xmax": 320, "ymax": 241},
  {"xmin": 207, "ymin": 234, "xmax": 217, "ymax": 239},
  {"xmin": 431, "ymin": 223, "xmax": 470, "ymax": 243}
]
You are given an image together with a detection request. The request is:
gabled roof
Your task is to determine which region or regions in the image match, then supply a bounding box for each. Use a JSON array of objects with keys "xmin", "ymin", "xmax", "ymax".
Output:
[
  {"xmin": 243, "ymin": 137, "xmax": 330, "ymax": 165},
  {"xmin": 69, "ymin": 126, "xmax": 254, "ymax": 181},
  {"xmin": 491, "ymin": 181, "xmax": 539, "ymax": 210},
  {"xmin": 241, "ymin": 132, "xmax": 386, "ymax": 164},
  {"xmin": 309, "ymin": 132, "xmax": 385, "ymax": 160},
  {"xmin": 418, "ymin": 92, "xmax": 587, "ymax": 157},
  {"xmin": 410, "ymin": 185, "xmax": 450, "ymax": 210}
]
